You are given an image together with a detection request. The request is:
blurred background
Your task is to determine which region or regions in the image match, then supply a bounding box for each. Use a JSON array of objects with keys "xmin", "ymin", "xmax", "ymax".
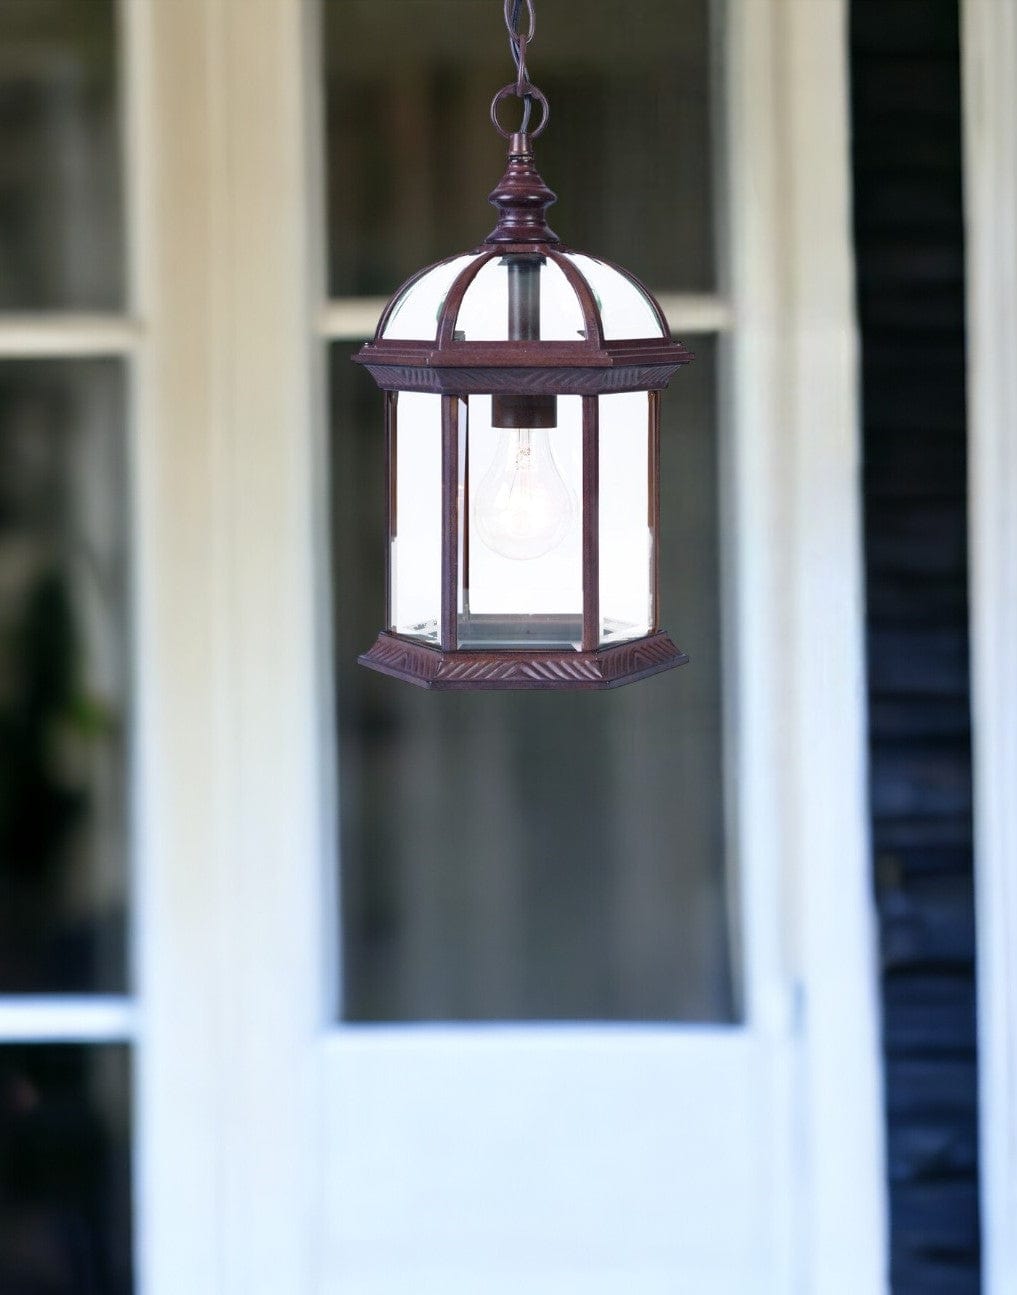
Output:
[{"xmin": 0, "ymin": 0, "xmax": 995, "ymax": 1292}]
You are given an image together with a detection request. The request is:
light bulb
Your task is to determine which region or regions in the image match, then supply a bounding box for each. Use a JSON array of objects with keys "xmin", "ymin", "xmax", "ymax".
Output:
[{"xmin": 473, "ymin": 427, "xmax": 575, "ymax": 561}]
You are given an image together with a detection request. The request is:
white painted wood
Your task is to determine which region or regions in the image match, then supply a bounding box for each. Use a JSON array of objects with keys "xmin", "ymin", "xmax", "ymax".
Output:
[
  {"xmin": 653, "ymin": 293, "xmax": 735, "ymax": 334},
  {"xmin": 778, "ymin": 3, "xmax": 887, "ymax": 1288},
  {"xmin": 0, "ymin": 314, "xmax": 142, "ymax": 356},
  {"xmin": 128, "ymin": 2, "xmax": 328, "ymax": 1294},
  {"xmin": 126, "ymin": 2, "xmax": 223, "ymax": 1287},
  {"xmin": 0, "ymin": 997, "xmax": 136, "ymax": 1041},
  {"xmin": 320, "ymin": 1028, "xmax": 776, "ymax": 1295},
  {"xmin": 722, "ymin": 0, "xmax": 801, "ymax": 1283},
  {"xmin": 961, "ymin": 5, "xmax": 1017, "ymax": 1291},
  {"xmin": 317, "ymin": 293, "xmax": 735, "ymax": 341}
]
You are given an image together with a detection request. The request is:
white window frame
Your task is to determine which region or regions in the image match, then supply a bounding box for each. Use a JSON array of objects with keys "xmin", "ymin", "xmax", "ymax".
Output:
[
  {"xmin": 0, "ymin": 0, "xmax": 887, "ymax": 1291},
  {"xmin": 0, "ymin": 0, "xmax": 143, "ymax": 1249},
  {"xmin": 962, "ymin": 4, "xmax": 1017, "ymax": 1292}
]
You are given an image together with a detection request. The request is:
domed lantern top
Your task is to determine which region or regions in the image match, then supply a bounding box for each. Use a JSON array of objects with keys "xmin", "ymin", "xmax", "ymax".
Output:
[
  {"xmin": 378, "ymin": 246, "xmax": 668, "ymax": 349},
  {"xmin": 353, "ymin": 15, "xmax": 694, "ymax": 690}
]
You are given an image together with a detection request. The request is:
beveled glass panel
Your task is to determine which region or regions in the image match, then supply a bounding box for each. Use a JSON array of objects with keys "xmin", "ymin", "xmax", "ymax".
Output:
[
  {"xmin": 599, "ymin": 391, "xmax": 653, "ymax": 643},
  {"xmin": 459, "ymin": 395, "xmax": 582, "ymax": 648},
  {"xmin": 0, "ymin": 0, "xmax": 124, "ymax": 310},
  {"xmin": 454, "ymin": 256, "xmax": 587, "ymax": 343},
  {"xmin": 566, "ymin": 254, "xmax": 665, "ymax": 340},
  {"xmin": 332, "ymin": 339, "xmax": 730, "ymax": 1021},
  {"xmin": 0, "ymin": 360, "xmax": 129, "ymax": 993},
  {"xmin": 0, "ymin": 1044, "xmax": 132, "ymax": 1294},
  {"xmin": 381, "ymin": 254, "xmax": 480, "ymax": 341},
  {"xmin": 323, "ymin": 0, "xmax": 715, "ymax": 294},
  {"xmin": 390, "ymin": 392, "xmax": 442, "ymax": 643}
]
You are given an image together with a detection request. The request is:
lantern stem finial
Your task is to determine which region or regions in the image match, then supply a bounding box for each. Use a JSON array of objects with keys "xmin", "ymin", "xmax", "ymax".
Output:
[{"xmin": 485, "ymin": 136, "xmax": 559, "ymax": 245}]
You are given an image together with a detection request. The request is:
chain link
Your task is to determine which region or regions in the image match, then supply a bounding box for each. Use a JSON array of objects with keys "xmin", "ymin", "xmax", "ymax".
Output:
[
  {"xmin": 496, "ymin": 0, "xmax": 539, "ymax": 136},
  {"xmin": 504, "ymin": 0, "xmax": 536, "ymax": 58}
]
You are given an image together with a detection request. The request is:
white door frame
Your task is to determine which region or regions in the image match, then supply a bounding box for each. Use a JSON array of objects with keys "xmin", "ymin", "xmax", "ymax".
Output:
[
  {"xmin": 129, "ymin": 0, "xmax": 331, "ymax": 1291},
  {"xmin": 727, "ymin": 1, "xmax": 885, "ymax": 1286},
  {"xmin": 129, "ymin": 0, "xmax": 886, "ymax": 1290},
  {"xmin": 961, "ymin": 4, "xmax": 1017, "ymax": 1292}
]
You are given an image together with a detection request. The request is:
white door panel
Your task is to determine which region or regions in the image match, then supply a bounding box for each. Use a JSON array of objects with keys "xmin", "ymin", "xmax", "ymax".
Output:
[{"xmin": 319, "ymin": 1031, "xmax": 783, "ymax": 1294}]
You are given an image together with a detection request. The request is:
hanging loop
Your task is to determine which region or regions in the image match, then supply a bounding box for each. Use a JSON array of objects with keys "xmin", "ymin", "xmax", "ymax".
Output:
[
  {"xmin": 494, "ymin": 0, "xmax": 545, "ymax": 142},
  {"xmin": 490, "ymin": 82, "xmax": 549, "ymax": 140}
]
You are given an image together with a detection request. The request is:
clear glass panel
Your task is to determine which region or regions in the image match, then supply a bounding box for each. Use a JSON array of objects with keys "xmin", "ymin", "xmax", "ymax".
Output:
[
  {"xmin": 380, "ymin": 254, "xmax": 480, "ymax": 341},
  {"xmin": 459, "ymin": 395, "xmax": 582, "ymax": 648},
  {"xmin": 0, "ymin": 1044, "xmax": 132, "ymax": 1293},
  {"xmin": 599, "ymin": 391, "xmax": 653, "ymax": 643},
  {"xmin": 566, "ymin": 253, "xmax": 665, "ymax": 340},
  {"xmin": 323, "ymin": 0, "xmax": 715, "ymax": 294},
  {"xmin": 454, "ymin": 256, "xmax": 587, "ymax": 343},
  {"xmin": 0, "ymin": 0, "xmax": 124, "ymax": 310},
  {"xmin": 0, "ymin": 360, "xmax": 128, "ymax": 993},
  {"xmin": 331, "ymin": 339, "xmax": 730, "ymax": 1021},
  {"xmin": 390, "ymin": 392, "xmax": 442, "ymax": 643}
]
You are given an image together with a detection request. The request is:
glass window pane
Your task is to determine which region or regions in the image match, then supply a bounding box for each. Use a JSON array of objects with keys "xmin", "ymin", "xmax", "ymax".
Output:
[
  {"xmin": 0, "ymin": 1044, "xmax": 132, "ymax": 1294},
  {"xmin": 390, "ymin": 392, "xmax": 442, "ymax": 644},
  {"xmin": 461, "ymin": 395, "xmax": 582, "ymax": 648},
  {"xmin": 566, "ymin": 253, "xmax": 666, "ymax": 340},
  {"xmin": 455, "ymin": 257, "xmax": 587, "ymax": 343},
  {"xmin": 0, "ymin": 360, "xmax": 129, "ymax": 992},
  {"xmin": 332, "ymin": 338, "xmax": 730, "ymax": 1021},
  {"xmin": 0, "ymin": 0, "xmax": 124, "ymax": 310},
  {"xmin": 599, "ymin": 391, "xmax": 653, "ymax": 644},
  {"xmin": 323, "ymin": 0, "xmax": 715, "ymax": 295},
  {"xmin": 381, "ymin": 254, "xmax": 479, "ymax": 341}
]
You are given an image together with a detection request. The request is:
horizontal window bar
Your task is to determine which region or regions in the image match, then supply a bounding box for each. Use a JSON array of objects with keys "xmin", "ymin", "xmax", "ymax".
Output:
[
  {"xmin": 318, "ymin": 293, "xmax": 734, "ymax": 341},
  {"xmin": 0, "ymin": 996, "xmax": 136, "ymax": 1042},
  {"xmin": 317, "ymin": 298, "xmax": 389, "ymax": 340},
  {"xmin": 0, "ymin": 315, "xmax": 144, "ymax": 358},
  {"xmin": 657, "ymin": 294, "xmax": 734, "ymax": 333}
]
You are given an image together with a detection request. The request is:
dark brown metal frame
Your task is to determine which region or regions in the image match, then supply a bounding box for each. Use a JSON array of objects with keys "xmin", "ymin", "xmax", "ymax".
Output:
[{"xmin": 355, "ymin": 133, "xmax": 693, "ymax": 691}]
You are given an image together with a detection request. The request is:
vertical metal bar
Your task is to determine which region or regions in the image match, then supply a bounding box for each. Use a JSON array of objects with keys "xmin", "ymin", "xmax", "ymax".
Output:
[
  {"xmin": 506, "ymin": 254, "xmax": 542, "ymax": 339},
  {"xmin": 440, "ymin": 395, "xmax": 459, "ymax": 650},
  {"xmin": 462, "ymin": 412, "xmax": 471, "ymax": 618},
  {"xmin": 493, "ymin": 254, "xmax": 555, "ymax": 429},
  {"xmin": 384, "ymin": 391, "xmax": 397, "ymax": 629},
  {"xmin": 581, "ymin": 395, "xmax": 600, "ymax": 651},
  {"xmin": 648, "ymin": 389, "xmax": 661, "ymax": 631}
]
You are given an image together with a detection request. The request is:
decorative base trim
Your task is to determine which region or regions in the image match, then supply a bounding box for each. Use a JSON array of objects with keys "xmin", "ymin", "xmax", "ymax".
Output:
[
  {"xmin": 355, "ymin": 360, "xmax": 685, "ymax": 397},
  {"xmin": 358, "ymin": 630, "xmax": 690, "ymax": 691}
]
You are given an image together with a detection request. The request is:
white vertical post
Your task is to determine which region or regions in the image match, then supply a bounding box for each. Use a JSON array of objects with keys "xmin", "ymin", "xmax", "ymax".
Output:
[
  {"xmin": 783, "ymin": 1, "xmax": 887, "ymax": 1288},
  {"xmin": 728, "ymin": 0, "xmax": 888, "ymax": 1288},
  {"xmin": 724, "ymin": 1, "xmax": 800, "ymax": 1286},
  {"xmin": 961, "ymin": 4, "xmax": 1017, "ymax": 1291},
  {"xmin": 129, "ymin": 0, "xmax": 328, "ymax": 1291}
]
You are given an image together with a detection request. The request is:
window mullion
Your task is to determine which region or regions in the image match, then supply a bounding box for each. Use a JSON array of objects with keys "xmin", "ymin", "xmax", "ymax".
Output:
[
  {"xmin": 0, "ymin": 314, "xmax": 142, "ymax": 357},
  {"xmin": 0, "ymin": 996, "xmax": 136, "ymax": 1042}
]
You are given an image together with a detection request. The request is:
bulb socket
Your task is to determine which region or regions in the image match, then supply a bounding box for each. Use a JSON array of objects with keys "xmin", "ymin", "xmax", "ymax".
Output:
[{"xmin": 492, "ymin": 393, "xmax": 558, "ymax": 428}]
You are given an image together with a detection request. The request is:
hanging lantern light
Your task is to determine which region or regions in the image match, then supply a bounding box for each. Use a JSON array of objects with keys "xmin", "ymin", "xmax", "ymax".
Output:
[{"xmin": 355, "ymin": 0, "xmax": 693, "ymax": 690}]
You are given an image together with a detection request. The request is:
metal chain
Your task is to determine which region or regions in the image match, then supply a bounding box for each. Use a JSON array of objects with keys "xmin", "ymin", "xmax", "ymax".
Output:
[
  {"xmin": 491, "ymin": 0, "xmax": 548, "ymax": 140},
  {"xmin": 504, "ymin": 0, "xmax": 535, "ymax": 75},
  {"xmin": 504, "ymin": 0, "xmax": 536, "ymax": 133}
]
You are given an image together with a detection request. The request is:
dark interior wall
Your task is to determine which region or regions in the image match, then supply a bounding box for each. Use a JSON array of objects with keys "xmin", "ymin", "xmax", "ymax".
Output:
[{"xmin": 849, "ymin": 2, "xmax": 980, "ymax": 1292}]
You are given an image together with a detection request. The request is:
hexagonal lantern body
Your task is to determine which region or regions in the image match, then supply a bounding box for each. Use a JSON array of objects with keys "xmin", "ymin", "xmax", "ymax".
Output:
[{"xmin": 354, "ymin": 136, "xmax": 693, "ymax": 690}]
